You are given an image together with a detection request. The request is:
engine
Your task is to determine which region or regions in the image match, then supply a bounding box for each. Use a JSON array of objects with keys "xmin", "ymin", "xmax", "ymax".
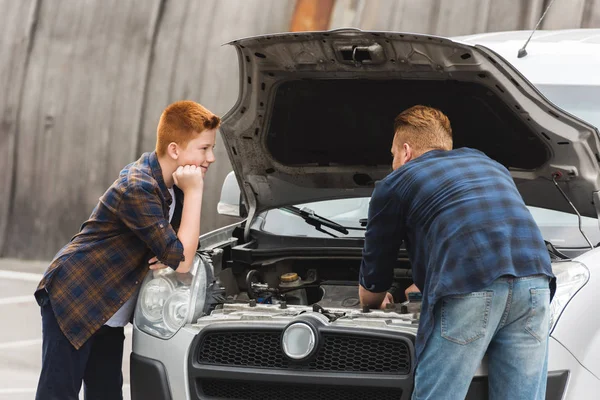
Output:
[{"xmin": 213, "ymin": 256, "xmax": 419, "ymax": 313}]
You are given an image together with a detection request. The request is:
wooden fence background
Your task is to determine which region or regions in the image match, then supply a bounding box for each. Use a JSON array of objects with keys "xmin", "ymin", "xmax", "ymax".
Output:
[{"xmin": 2, "ymin": 0, "xmax": 599, "ymax": 260}]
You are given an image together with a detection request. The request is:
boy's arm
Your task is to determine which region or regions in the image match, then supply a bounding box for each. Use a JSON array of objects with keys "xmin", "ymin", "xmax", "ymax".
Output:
[
  {"xmin": 118, "ymin": 183, "xmax": 186, "ymax": 270},
  {"xmin": 172, "ymin": 190, "xmax": 202, "ymax": 273},
  {"xmin": 118, "ymin": 166, "xmax": 205, "ymax": 273},
  {"xmin": 169, "ymin": 165, "xmax": 204, "ymax": 273}
]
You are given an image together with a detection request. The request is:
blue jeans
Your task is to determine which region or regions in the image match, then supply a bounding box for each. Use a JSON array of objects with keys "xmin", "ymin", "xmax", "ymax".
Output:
[
  {"xmin": 35, "ymin": 291, "xmax": 125, "ymax": 400},
  {"xmin": 412, "ymin": 275, "xmax": 551, "ymax": 400}
]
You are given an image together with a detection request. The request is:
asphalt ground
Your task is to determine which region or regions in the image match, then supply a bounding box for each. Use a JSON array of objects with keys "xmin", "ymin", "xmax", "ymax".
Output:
[{"xmin": 0, "ymin": 259, "xmax": 132, "ymax": 400}]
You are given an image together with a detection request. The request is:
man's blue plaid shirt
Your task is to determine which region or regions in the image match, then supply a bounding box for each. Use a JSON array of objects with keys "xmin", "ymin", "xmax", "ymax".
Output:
[{"xmin": 359, "ymin": 147, "xmax": 553, "ymax": 360}]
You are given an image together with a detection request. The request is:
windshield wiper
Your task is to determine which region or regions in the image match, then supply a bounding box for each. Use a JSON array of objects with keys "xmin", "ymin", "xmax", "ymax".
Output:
[{"xmin": 281, "ymin": 206, "xmax": 365, "ymax": 238}]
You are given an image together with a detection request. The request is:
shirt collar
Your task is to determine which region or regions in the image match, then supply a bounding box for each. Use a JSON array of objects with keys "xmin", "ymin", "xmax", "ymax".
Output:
[{"xmin": 148, "ymin": 151, "xmax": 173, "ymax": 205}]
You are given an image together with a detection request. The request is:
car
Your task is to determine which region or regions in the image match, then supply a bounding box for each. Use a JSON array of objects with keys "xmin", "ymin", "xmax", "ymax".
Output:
[{"xmin": 130, "ymin": 28, "xmax": 600, "ymax": 399}]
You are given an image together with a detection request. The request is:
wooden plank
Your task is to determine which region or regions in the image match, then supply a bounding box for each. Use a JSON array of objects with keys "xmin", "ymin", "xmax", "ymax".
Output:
[
  {"xmin": 335, "ymin": 0, "xmax": 551, "ymax": 35},
  {"xmin": 350, "ymin": 0, "xmax": 405, "ymax": 32},
  {"xmin": 290, "ymin": 0, "xmax": 336, "ymax": 31},
  {"xmin": 582, "ymin": 0, "xmax": 600, "ymax": 28},
  {"xmin": 329, "ymin": 0, "xmax": 364, "ymax": 28},
  {"xmin": 520, "ymin": 0, "xmax": 547, "ymax": 29},
  {"xmin": 542, "ymin": 0, "xmax": 586, "ymax": 29},
  {"xmin": 138, "ymin": 0, "xmax": 296, "ymax": 235},
  {"xmin": 5, "ymin": 0, "xmax": 162, "ymax": 259},
  {"xmin": 432, "ymin": 0, "xmax": 493, "ymax": 36},
  {"xmin": 347, "ymin": 0, "xmax": 491, "ymax": 36},
  {"xmin": 0, "ymin": 0, "xmax": 39, "ymax": 256},
  {"xmin": 486, "ymin": 0, "xmax": 545, "ymax": 32}
]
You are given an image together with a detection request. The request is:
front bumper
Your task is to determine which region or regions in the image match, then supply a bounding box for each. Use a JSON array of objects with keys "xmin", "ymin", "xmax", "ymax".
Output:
[
  {"xmin": 130, "ymin": 353, "xmax": 173, "ymax": 400},
  {"xmin": 132, "ymin": 324, "xmax": 582, "ymax": 400},
  {"xmin": 132, "ymin": 317, "xmax": 416, "ymax": 400},
  {"xmin": 187, "ymin": 323, "xmax": 414, "ymax": 399}
]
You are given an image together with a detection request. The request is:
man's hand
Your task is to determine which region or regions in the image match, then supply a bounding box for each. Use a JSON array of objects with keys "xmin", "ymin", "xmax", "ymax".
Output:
[
  {"xmin": 404, "ymin": 283, "xmax": 420, "ymax": 300},
  {"xmin": 172, "ymin": 165, "xmax": 204, "ymax": 194},
  {"xmin": 359, "ymin": 285, "xmax": 393, "ymax": 310},
  {"xmin": 379, "ymin": 292, "xmax": 394, "ymax": 310}
]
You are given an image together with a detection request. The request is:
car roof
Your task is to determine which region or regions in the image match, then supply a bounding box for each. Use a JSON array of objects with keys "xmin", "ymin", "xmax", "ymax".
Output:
[{"xmin": 454, "ymin": 29, "xmax": 600, "ymax": 86}]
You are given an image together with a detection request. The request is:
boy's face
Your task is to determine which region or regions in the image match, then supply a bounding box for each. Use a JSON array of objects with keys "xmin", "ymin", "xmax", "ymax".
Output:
[{"xmin": 176, "ymin": 128, "xmax": 217, "ymax": 176}]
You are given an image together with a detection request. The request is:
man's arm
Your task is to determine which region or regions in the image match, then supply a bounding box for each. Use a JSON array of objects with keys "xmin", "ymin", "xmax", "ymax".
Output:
[
  {"xmin": 358, "ymin": 181, "xmax": 404, "ymax": 309},
  {"xmin": 359, "ymin": 286, "xmax": 393, "ymax": 309}
]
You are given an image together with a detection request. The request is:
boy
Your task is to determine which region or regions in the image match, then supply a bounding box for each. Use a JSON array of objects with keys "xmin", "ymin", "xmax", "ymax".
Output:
[{"xmin": 34, "ymin": 100, "xmax": 219, "ymax": 400}]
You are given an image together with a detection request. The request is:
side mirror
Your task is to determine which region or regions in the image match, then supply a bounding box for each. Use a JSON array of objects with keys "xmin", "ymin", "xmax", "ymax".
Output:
[{"xmin": 217, "ymin": 171, "xmax": 247, "ymax": 218}]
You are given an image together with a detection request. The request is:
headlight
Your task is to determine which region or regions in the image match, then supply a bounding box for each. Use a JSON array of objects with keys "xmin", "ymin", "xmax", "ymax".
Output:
[
  {"xmin": 135, "ymin": 254, "xmax": 213, "ymax": 339},
  {"xmin": 140, "ymin": 276, "xmax": 175, "ymax": 322},
  {"xmin": 163, "ymin": 287, "xmax": 191, "ymax": 332},
  {"xmin": 549, "ymin": 260, "xmax": 590, "ymax": 332}
]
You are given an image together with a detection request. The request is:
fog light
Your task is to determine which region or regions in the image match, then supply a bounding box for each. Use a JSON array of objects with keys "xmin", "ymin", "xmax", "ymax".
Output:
[{"xmin": 281, "ymin": 322, "xmax": 316, "ymax": 360}]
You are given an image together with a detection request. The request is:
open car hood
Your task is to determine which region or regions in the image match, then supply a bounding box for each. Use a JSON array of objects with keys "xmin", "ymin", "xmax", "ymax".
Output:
[{"xmin": 220, "ymin": 29, "xmax": 600, "ymax": 220}]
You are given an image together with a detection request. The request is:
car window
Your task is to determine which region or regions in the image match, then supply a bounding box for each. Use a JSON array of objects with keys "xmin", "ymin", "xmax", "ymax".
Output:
[{"xmin": 260, "ymin": 198, "xmax": 599, "ymax": 247}]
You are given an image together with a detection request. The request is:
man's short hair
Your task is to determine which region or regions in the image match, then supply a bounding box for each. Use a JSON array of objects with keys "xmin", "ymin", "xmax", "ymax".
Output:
[
  {"xmin": 156, "ymin": 100, "xmax": 221, "ymax": 156},
  {"xmin": 393, "ymin": 105, "xmax": 453, "ymax": 153}
]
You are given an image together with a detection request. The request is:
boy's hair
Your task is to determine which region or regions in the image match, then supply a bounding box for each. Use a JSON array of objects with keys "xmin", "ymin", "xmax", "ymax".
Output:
[
  {"xmin": 393, "ymin": 105, "xmax": 453, "ymax": 154},
  {"xmin": 156, "ymin": 101, "xmax": 221, "ymax": 156}
]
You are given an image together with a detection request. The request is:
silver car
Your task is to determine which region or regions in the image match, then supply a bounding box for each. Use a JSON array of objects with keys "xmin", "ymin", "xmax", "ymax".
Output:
[{"xmin": 130, "ymin": 29, "xmax": 600, "ymax": 399}]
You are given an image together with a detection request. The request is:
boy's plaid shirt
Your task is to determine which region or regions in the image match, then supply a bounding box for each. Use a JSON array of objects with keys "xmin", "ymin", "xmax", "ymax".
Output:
[{"xmin": 35, "ymin": 151, "xmax": 184, "ymax": 349}]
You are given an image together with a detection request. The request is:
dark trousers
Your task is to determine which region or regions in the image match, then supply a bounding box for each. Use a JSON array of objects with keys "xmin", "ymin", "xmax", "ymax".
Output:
[{"xmin": 35, "ymin": 292, "xmax": 125, "ymax": 400}]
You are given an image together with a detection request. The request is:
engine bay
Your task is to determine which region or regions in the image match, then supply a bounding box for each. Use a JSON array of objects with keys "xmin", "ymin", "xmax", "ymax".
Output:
[{"xmin": 204, "ymin": 237, "xmax": 422, "ymax": 317}]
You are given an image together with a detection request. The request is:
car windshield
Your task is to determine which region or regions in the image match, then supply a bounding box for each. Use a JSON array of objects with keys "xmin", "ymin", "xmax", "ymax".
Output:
[
  {"xmin": 262, "ymin": 198, "xmax": 599, "ymax": 247},
  {"xmin": 261, "ymin": 83, "xmax": 600, "ymax": 247}
]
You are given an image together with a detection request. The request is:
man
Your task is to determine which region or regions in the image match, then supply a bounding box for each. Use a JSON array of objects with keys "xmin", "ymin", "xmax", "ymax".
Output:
[
  {"xmin": 358, "ymin": 105, "xmax": 554, "ymax": 399},
  {"xmin": 34, "ymin": 100, "xmax": 219, "ymax": 399}
]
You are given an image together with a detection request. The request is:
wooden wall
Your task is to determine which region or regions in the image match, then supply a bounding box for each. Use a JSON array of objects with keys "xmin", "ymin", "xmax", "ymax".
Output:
[
  {"xmin": 1, "ymin": 0, "xmax": 599, "ymax": 260},
  {"xmin": 0, "ymin": 0, "xmax": 295, "ymax": 260},
  {"xmin": 329, "ymin": 0, "xmax": 600, "ymax": 34}
]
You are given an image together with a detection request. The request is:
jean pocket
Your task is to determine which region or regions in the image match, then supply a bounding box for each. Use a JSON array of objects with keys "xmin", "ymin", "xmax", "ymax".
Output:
[
  {"xmin": 441, "ymin": 291, "xmax": 493, "ymax": 345},
  {"xmin": 525, "ymin": 288, "xmax": 551, "ymax": 342}
]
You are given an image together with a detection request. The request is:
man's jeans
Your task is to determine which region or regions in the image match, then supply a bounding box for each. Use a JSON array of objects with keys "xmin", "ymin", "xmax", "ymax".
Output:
[
  {"xmin": 35, "ymin": 291, "xmax": 125, "ymax": 400},
  {"xmin": 412, "ymin": 275, "xmax": 551, "ymax": 400}
]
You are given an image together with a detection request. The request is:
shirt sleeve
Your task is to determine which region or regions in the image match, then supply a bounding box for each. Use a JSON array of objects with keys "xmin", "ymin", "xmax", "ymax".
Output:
[
  {"xmin": 118, "ymin": 183, "xmax": 185, "ymax": 269},
  {"xmin": 359, "ymin": 180, "xmax": 405, "ymax": 293}
]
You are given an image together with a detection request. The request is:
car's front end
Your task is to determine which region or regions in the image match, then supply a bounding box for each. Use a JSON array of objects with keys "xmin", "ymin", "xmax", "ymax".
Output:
[
  {"xmin": 131, "ymin": 28, "xmax": 600, "ymax": 399},
  {"xmin": 131, "ymin": 221, "xmax": 419, "ymax": 399}
]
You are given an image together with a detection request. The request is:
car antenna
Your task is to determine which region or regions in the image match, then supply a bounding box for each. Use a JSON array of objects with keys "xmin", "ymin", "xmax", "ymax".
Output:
[
  {"xmin": 551, "ymin": 172, "xmax": 594, "ymax": 249},
  {"xmin": 518, "ymin": 0, "xmax": 558, "ymax": 58}
]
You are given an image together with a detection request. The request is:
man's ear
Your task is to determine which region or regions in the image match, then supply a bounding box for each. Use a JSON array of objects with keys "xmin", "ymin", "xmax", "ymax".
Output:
[
  {"xmin": 166, "ymin": 142, "xmax": 179, "ymax": 160},
  {"xmin": 403, "ymin": 143, "xmax": 413, "ymax": 163}
]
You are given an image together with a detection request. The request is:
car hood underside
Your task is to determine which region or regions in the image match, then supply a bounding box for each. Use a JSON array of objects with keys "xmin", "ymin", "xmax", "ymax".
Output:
[{"xmin": 220, "ymin": 29, "xmax": 600, "ymax": 219}]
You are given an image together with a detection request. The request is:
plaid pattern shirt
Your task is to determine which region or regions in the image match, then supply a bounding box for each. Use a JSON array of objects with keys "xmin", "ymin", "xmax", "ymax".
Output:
[
  {"xmin": 359, "ymin": 147, "xmax": 553, "ymax": 360},
  {"xmin": 35, "ymin": 151, "xmax": 185, "ymax": 349}
]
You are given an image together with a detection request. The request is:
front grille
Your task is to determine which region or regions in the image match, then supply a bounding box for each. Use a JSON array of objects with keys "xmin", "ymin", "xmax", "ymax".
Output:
[
  {"xmin": 197, "ymin": 329, "xmax": 411, "ymax": 374},
  {"xmin": 199, "ymin": 379, "xmax": 404, "ymax": 400}
]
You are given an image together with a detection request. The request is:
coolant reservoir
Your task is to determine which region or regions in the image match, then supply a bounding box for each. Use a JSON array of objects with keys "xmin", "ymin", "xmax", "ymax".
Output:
[
  {"xmin": 279, "ymin": 273, "xmax": 308, "ymax": 305},
  {"xmin": 280, "ymin": 272, "xmax": 301, "ymax": 286}
]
